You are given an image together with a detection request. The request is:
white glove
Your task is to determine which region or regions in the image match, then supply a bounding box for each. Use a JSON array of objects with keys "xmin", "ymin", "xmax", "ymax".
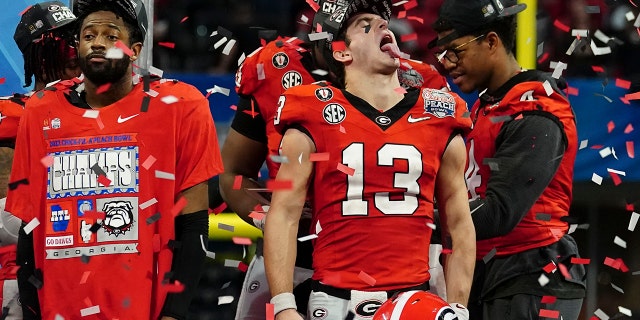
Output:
[{"xmin": 449, "ymin": 303, "xmax": 469, "ymax": 320}]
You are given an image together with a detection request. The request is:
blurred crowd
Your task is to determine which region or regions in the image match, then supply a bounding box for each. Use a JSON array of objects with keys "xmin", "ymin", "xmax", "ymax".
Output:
[{"xmin": 153, "ymin": 0, "xmax": 640, "ymax": 81}]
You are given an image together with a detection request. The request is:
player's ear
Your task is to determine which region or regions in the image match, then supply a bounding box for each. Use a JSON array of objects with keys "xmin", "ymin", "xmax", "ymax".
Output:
[
  {"xmin": 130, "ymin": 42, "xmax": 143, "ymax": 61},
  {"xmin": 333, "ymin": 49, "xmax": 352, "ymax": 64}
]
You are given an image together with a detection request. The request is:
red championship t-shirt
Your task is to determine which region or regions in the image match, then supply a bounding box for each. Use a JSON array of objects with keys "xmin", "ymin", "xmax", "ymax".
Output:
[
  {"xmin": 0, "ymin": 94, "xmax": 27, "ymax": 143},
  {"xmin": 274, "ymin": 84, "xmax": 471, "ymax": 290},
  {"xmin": 6, "ymin": 78, "xmax": 222, "ymax": 319}
]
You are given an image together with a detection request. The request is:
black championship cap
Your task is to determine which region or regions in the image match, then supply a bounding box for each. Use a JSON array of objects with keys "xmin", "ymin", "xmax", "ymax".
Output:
[
  {"xmin": 13, "ymin": 1, "xmax": 76, "ymax": 54},
  {"xmin": 317, "ymin": 0, "xmax": 391, "ymax": 51},
  {"xmin": 428, "ymin": 0, "xmax": 526, "ymax": 48},
  {"xmin": 73, "ymin": 0, "xmax": 148, "ymax": 41}
]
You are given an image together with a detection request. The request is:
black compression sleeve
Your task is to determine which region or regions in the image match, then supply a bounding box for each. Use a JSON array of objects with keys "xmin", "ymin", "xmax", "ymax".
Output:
[
  {"xmin": 471, "ymin": 114, "xmax": 566, "ymax": 240},
  {"xmin": 16, "ymin": 223, "xmax": 41, "ymax": 319},
  {"xmin": 230, "ymin": 94, "xmax": 267, "ymax": 144},
  {"xmin": 160, "ymin": 210, "xmax": 209, "ymax": 319}
]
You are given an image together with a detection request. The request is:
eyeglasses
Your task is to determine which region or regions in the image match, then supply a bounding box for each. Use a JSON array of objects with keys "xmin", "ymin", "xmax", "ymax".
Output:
[{"xmin": 435, "ymin": 34, "xmax": 486, "ymax": 64}]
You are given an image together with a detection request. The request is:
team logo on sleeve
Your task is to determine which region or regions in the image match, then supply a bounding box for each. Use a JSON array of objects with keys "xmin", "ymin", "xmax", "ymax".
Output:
[
  {"xmin": 422, "ymin": 89, "xmax": 455, "ymax": 118},
  {"xmin": 315, "ymin": 87, "xmax": 333, "ymax": 101},
  {"xmin": 323, "ymin": 103, "xmax": 346, "ymax": 124},
  {"xmin": 282, "ymin": 71, "xmax": 303, "ymax": 89},
  {"xmin": 101, "ymin": 200, "xmax": 135, "ymax": 237},
  {"xmin": 272, "ymin": 52, "xmax": 289, "ymax": 69}
]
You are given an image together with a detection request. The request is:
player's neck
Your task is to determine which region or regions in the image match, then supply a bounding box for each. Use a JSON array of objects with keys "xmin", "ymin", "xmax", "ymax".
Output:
[
  {"xmin": 487, "ymin": 54, "xmax": 521, "ymax": 93},
  {"xmin": 83, "ymin": 75, "xmax": 134, "ymax": 109},
  {"xmin": 344, "ymin": 71, "xmax": 404, "ymax": 112}
]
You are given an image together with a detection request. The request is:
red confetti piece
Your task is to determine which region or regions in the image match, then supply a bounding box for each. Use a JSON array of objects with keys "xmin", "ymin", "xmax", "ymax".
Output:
[
  {"xmin": 170, "ymin": 197, "xmax": 188, "ymax": 216},
  {"xmin": 0, "ymin": 77, "xmax": 5, "ymax": 85},
  {"xmin": 337, "ymin": 163, "xmax": 355, "ymax": 176},
  {"xmin": 604, "ymin": 257, "xmax": 621, "ymax": 269},
  {"xmin": 570, "ymin": 257, "xmax": 591, "ymax": 265},
  {"xmin": 141, "ymin": 155, "xmax": 157, "ymax": 170},
  {"xmin": 339, "ymin": 125, "xmax": 346, "ymax": 133},
  {"xmin": 332, "ymin": 41, "xmax": 346, "ymax": 51},
  {"xmin": 617, "ymin": 258, "xmax": 629, "ymax": 272},
  {"xmin": 242, "ymin": 109, "xmax": 259, "ymax": 118},
  {"xmin": 97, "ymin": 175, "xmax": 111, "ymax": 187},
  {"xmin": 591, "ymin": 65, "xmax": 605, "ymax": 73},
  {"xmin": 180, "ymin": 16, "xmax": 189, "ymax": 23},
  {"xmin": 541, "ymin": 295, "xmax": 557, "ymax": 304},
  {"xmin": 609, "ymin": 171, "xmax": 622, "ymax": 186},
  {"xmin": 553, "ymin": 19, "xmax": 571, "ymax": 32},
  {"xmin": 40, "ymin": 155, "xmax": 54, "ymax": 167},
  {"xmin": 306, "ymin": 0, "xmax": 320, "ymax": 12},
  {"xmin": 407, "ymin": 16, "xmax": 424, "ymax": 24},
  {"xmin": 590, "ymin": 145, "xmax": 604, "ymax": 149},
  {"xmin": 80, "ymin": 271, "xmax": 91, "ymax": 284},
  {"xmin": 158, "ymin": 42, "xmax": 176, "ymax": 49},
  {"xmin": 165, "ymin": 280, "xmax": 185, "ymax": 293},
  {"xmin": 537, "ymin": 52, "xmax": 549, "ymax": 64},
  {"xmin": 400, "ymin": 33, "xmax": 418, "ymax": 42},
  {"xmin": 514, "ymin": 114, "xmax": 524, "ymax": 120},
  {"xmin": 539, "ymin": 309, "xmax": 560, "ymax": 318},
  {"xmin": 82, "ymin": 210, "xmax": 105, "ymax": 220},
  {"xmin": 624, "ymin": 124, "xmax": 634, "ymax": 134},
  {"xmin": 607, "ymin": 121, "xmax": 615, "ymax": 133},
  {"xmin": 238, "ymin": 262, "xmax": 249, "ymax": 272},
  {"xmin": 403, "ymin": 0, "xmax": 418, "ymax": 10},
  {"xmin": 397, "ymin": 11, "xmax": 407, "ymax": 19},
  {"xmin": 233, "ymin": 175, "xmax": 242, "ymax": 190},
  {"xmin": 358, "ymin": 270, "xmax": 376, "ymax": 286},
  {"xmin": 615, "ymin": 78, "xmax": 632, "ymax": 89},
  {"xmin": 558, "ymin": 263, "xmax": 571, "ymax": 279},
  {"xmin": 83, "ymin": 297, "xmax": 93, "ymax": 307},
  {"xmin": 543, "ymin": 262, "xmax": 556, "ymax": 273},
  {"xmin": 625, "ymin": 91, "xmax": 640, "ymax": 100},
  {"xmin": 232, "ymin": 237, "xmax": 252, "ymax": 245},
  {"xmin": 626, "ymin": 203, "xmax": 635, "ymax": 211},
  {"xmin": 210, "ymin": 202, "xmax": 227, "ymax": 214},
  {"xmin": 266, "ymin": 179, "xmax": 293, "ymax": 190},
  {"xmin": 96, "ymin": 83, "xmax": 110, "ymax": 94},
  {"xmin": 266, "ymin": 303, "xmax": 275, "ymax": 320},
  {"xmin": 249, "ymin": 211, "xmax": 266, "ymax": 221},
  {"xmin": 230, "ymin": 105, "xmax": 237, "ymax": 111},
  {"xmin": 566, "ymin": 86, "xmax": 579, "ymax": 96},
  {"xmin": 115, "ymin": 41, "xmax": 134, "ymax": 56},
  {"xmin": 627, "ymin": 141, "xmax": 635, "ymax": 158},
  {"xmin": 394, "ymin": 87, "xmax": 407, "ymax": 94},
  {"xmin": 96, "ymin": 115, "xmax": 104, "ymax": 130},
  {"xmin": 441, "ymin": 248, "xmax": 453, "ymax": 255},
  {"xmin": 152, "ymin": 233, "xmax": 161, "ymax": 252},
  {"xmin": 309, "ymin": 152, "xmax": 330, "ymax": 162},
  {"xmin": 620, "ymin": 96, "xmax": 631, "ymax": 105}
]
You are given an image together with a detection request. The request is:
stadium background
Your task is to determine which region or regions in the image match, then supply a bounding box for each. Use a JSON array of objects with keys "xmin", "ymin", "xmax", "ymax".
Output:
[{"xmin": 1, "ymin": 0, "xmax": 639, "ymax": 319}]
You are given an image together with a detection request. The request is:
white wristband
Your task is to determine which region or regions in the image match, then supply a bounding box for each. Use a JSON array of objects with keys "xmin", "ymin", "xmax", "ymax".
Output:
[{"xmin": 270, "ymin": 292, "xmax": 297, "ymax": 315}]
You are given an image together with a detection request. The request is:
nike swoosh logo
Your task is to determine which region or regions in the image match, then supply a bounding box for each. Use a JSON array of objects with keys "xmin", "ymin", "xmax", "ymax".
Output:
[
  {"xmin": 117, "ymin": 114, "xmax": 139, "ymax": 123},
  {"xmin": 407, "ymin": 115, "xmax": 431, "ymax": 123}
]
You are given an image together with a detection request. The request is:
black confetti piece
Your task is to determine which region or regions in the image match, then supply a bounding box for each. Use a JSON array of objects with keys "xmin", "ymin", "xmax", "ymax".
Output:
[
  {"xmin": 584, "ymin": 5, "xmax": 600, "ymax": 13},
  {"xmin": 216, "ymin": 26, "xmax": 233, "ymax": 38},
  {"xmin": 482, "ymin": 247, "xmax": 497, "ymax": 264},
  {"xmin": 168, "ymin": 239, "xmax": 182, "ymax": 249},
  {"xmin": 90, "ymin": 163, "xmax": 106, "ymax": 176},
  {"xmin": 163, "ymin": 271, "xmax": 175, "ymax": 283},
  {"xmin": 89, "ymin": 223, "xmax": 102, "ymax": 233},
  {"xmin": 462, "ymin": 111, "xmax": 471, "ymax": 118},
  {"xmin": 482, "ymin": 158, "xmax": 500, "ymax": 171},
  {"xmin": 80, "ymin": 254, "xmax": 90, "ymax": 264},
  {"xmin": 344, "ymin": 311, "xmax": 355, "ymax": 320},
  {"xmin": 28, "ymin": 274, "xmax": 43, "ymax": 289},
  {"xmin": 536, "ymin": 213, "xmax": 552, "ymax": 221},
  {"xmin": 8, "ymin": 178, "xmax": 28, "ymax": 190},
  {"xmin": 146, "ymin": 212, "xmax": 161, "ymax": 225},
  {"xmin": 35, "ymin": 91, "xmax": 45, "ymax": 99},
  {"xmin": 143, "ymin": 72, "xmax": 151, "ymax": 93},
  {"xmin": 257, "ymin": 29, "xmax": 277, "ymax": 42},
  {"xmin": 141, "ymin": 96, "xmax": 151, "ymax": 112}
]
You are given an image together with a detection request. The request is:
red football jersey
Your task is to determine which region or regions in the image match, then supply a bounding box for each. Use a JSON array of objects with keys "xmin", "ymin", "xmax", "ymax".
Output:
[
  {"xmin": 465, "ymin": 72, "xmax": 578, "ymax": 259},
  {"xmin": 6, "ymin": 79, "xmax": 222, "ymax": 319},
  {"xmin": 0, "ymin": 95, "xmax": 27, "ymax": 143},
  {"xmin": 234, "ymin": 38, "xmax": 449, "ymax": 178},
  {"xmin": 274, "ymin": 84, "xmax": 471, "ymax": 290}
]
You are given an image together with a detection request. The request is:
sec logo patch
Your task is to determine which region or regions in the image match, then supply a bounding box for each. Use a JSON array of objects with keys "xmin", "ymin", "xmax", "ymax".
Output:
[{"xmin": 282, "ymin": 71, "xmax": 303, "ymax": 89}]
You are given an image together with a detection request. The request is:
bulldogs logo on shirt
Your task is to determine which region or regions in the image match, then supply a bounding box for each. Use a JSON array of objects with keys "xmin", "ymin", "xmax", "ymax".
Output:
[
  {"xmin": 315, "ymin": 87, "xmax": 333, "ymax": 101},
  {"xmin": 398, "ymin": 68, "xmax": 424, "ymax": 89},
  {"xmin": 101, "ymin": 200, "xmax": 135, "ymax": 236},
  {"xmin": 272, "ymin": 52, "xmax": 289, "ymax": 69},
  {"xmin": 422, "ymin": 89, "xmax": 456, "ymax": 118}
]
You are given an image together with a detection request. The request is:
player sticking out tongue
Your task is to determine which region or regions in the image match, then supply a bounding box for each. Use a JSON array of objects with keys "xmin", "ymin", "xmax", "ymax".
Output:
[{"xmin": 379, "ymin": 33, "xmax": 403, "ymax": 59}]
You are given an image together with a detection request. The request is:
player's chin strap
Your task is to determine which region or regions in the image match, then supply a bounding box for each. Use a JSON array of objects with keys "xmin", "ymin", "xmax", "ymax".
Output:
[{"xmin": 161, "ymin": 210, "xmax": 208, "ymax": 319}]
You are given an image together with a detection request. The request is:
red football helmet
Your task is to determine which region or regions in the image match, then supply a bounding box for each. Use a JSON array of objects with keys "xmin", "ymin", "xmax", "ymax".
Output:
[{"xmin": 373, "ymin": 290, "xmax": 457, "ymax": 320}]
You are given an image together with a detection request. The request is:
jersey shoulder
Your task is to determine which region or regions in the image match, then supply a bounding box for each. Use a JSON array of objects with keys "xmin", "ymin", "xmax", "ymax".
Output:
[
  {"xmin": 399, "ymin": 58, "xmax": 449, "ymax": 90},
  {"xmin": 152, "ymin": 79, "xmax": 205, "ymax": 102}
]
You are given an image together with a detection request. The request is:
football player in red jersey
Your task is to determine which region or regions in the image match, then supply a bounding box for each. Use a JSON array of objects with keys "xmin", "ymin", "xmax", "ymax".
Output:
[
  {"xmin": 262, "ymin": 0, "xmax": 476, "ymax": 319},
  {"xmin": 430, "ymin": 0, "xmax": 586, "ymax": 319},
  {"xmin": 220, "ymin": 1, "xmax": 452, "ymax": 319},
  {"xmin": 5, "ymin": 0, "xmax": 223, "ymax": 319},
  {"xmin": 1, "ymin": 2, "xmax": 81, "ymax": 318}
]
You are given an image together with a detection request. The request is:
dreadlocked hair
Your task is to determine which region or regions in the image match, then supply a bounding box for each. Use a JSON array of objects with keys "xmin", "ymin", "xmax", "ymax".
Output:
[
  {"xmin": 74, "ymin": 0, "xmax": 143, "ymax": 44},
  {"xmin": 22, "ymin": 30, "xmax": 76, "ymax": 88}
]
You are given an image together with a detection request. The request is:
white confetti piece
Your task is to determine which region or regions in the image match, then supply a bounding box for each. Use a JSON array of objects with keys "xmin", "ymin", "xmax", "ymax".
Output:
[
  {"xmin": 393, "ymin": 0, "xmax": 408, "ymax": 6},
  {"xmin": 149, "ymin": 65, "xmax": 164, "ymax": 77},
  {"xmin": 571, "ymin": 29, "xmax": 589, "ymax": 37},
  {"xmin": 161, "ymin": 95, "xmax": 179, "ymax": 104},
  {"xmin": 537, "ymin": 42, "xmax": 544, "ymax": 57},
  {"xmin": 625, "ymin": 11, "xmax": 635, "ymax": 21},
  {"xmin": 269, "ymin": 155, "xmax": 289, "ymax": 163},
  {"xmin": 141, "ymin": 155, "xmax": 157, "ymax": 169},
  {"xmin": 427, "ymin": 222, "xmax": 436, "ymax": 230},
  {"xmin": 565, "ymin": 38, "xmax": 579, "ymax": 55},
  {"xmin": 635, "ymin": 15, "xmax": 640, "ymax": 28},
  {"xmin": 629, "ymin": 212, "xmax": 639, "ymax": 231},
  {"xmin": 213, "ymin": 36, "xmax": 228, "ymax": 50},
  {"xmin": 568, "ymin": 224, "xmax": 578, "ymax": 234},
  {"xmin": 594, "ymin": 308, "xmax": 609, "ymax": 320},
  {"xmin": 105, "ymin": 47, "xmax": 124, "ymax": 59},
  {"xmin": 551, "ymin": 61, "xmax": 567, "ymax": 79},
  {"xmin": 222, "ymin": 39, "xmax": 237, "ymax": 55},
  {"xmin": 82, "ymin": 110, "xmax": 100, "ymax": 119},
  {"xmin": 221, "ymin": 281, "xmax": 231, "ymax": 289},
  {"xmin": 315, "ymin": 220, "xmax": 322, "ymax": 234},
  {"xmin": 308, "ymin": 31, "xmax": 332, "ymax": 41},
  {"xmin": 611, "ymin": 282, "xmax": 624, "ymax": 293},
  {"xmin": 298, "ymin": 234, "xmax": 318, "ymax": 242},
  {"xmin": 606, "ymin": 168, "xmax": 626, "ymax": 176},
  {"xmin": 155, "ymin": 170, "xmax": 176, "ymax": 180},
  {"xmin": 300, "ymin": 14, "xmax": 309, "ymax": 23},
  {"xmin": 618, "ymin": 306, "xmax": 632, "ymax": 317},
  {"xmin": 54, "ymin": 314, "xmax": 65, "ymax": 320},
  {"xmin": 614, "ymin": 236, "xmax": 627, "ymax": 248},
  {"xmin": 538, "ymin": 274, "xmax": 549, "ymax": 287},
  {"xmin": 224, "ymin": 259, "xmax": 241, "ymax": 268},
  {"xmin": 257, "ymin": 63, "xmax": 265, "ymax": 80},
  {"xmin": 591, "ymin": 173, "xmax": 603, "ymax": 185},
  {"xmin": 593, "ymin": 30, "xmax": 612, "ymax": 44},
  {"xmin": 579, "ymin": 140, "xmax": 588, "ymax": 150},
  {"xmin": 145, "ymin": 89, "xmax": 159, "ymax": 97},
  {"xmin": 23, "ymin": 218, "xmax": 40, "ymax": 235},
  {"xmin": 218, "ymin": 296, "xmax": 235, "ymax": 305},
  {"xmin": 218, "ymin": 223, "xmax": 235, "ymax": 232},
  {"xmin": 80, "ymin": 305, "xmax": 100, "ymax": 316},
  {"xmin": 542, "ymin": 80, "xmax": 554, "ymax": 96},
  {"xmin": 599, "ymin": 147, "xmax": 612, "ymax": 158},
  {"xmin": 139, "ymin": 198, "xmax": 158, "ymax": 210},
  {"xmin": 207, "ymin": 85, "xmax": 231, "ymax": 96},
  {"xmin": 237, "ymin": 52, "xmax": 246, "ymax": 66},
  {"xmin": 311, "ymin": 69, "xmax": 329, "ymax": 76},
  {"xmin": 590, "ymin": 40, "xmax": 611, "ymax": 56}
]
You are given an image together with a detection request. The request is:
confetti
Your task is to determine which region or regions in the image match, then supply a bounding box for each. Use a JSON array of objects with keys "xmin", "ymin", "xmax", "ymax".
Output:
[
  {"xmin": 146, "ymin": 212, "xmax": 161, "ymax": 225},
  {"xmin": 309, "ymin": 152, "xmax": 330, "ymax": 162},
  {"xmin": 591, "ymin": 173, "xmax": 603, "ymax": 185},
  {"xmin": 539, "ymin": 309, "xmax": 559, "ymax": 318},
  {"xmin": 222, "ymin": 39, "xmax": 237, "ymax": 55},
  {"xmin": 590, "ymin": 40, "xmax": 611, "ymax": 55},
  {"xmin": 571, "ymin": 257, "xmax": 591, "ymax": 265},
  {"xmin": 312, "ymin": 69, "xmax": 329, "ymax": 76},
  {"xmin": 553, "ymin": 19, "xmax": 570, "ymax": 32},
  {"xmin": 180, "ymin": 16, "xmax": 189, "ymax": 23},
  {"xmin": 266, "ymin": 179, "xmax": 293, "ymax": 190},
  {"xmin": 79, "ymin": 271, "xmax": 91, "ymax": 284},
  {"xmin": 145, "ymin": 89, "xmax": 159, "ymax": 97},
  {"xmin": 629, "ymin": 212, "xmax": 639, "ymax": 231},
  {"xmin": 400, "ymin": 33, "xmax": 418, "ymax": 42},
  {"xmin": 218, "ymin": 223, "xmax": 235, "ymax": 232},
  {"xmin": 615, "ymin": 78, "xmax": 631, "ymax": 89},
  {"xmin": 80, "ymin": 305, "xmax": 100, "ymax": 316},
  {"xmin": 593, "ymin": 309, "xmax": 609, "ymax": 320},
  {"xmin": 337, "ymin": 163, "xmax": 355, "ymax": 176},
  {"xmin": 165, "ymin": 280, "xmax": 185, "ymax": 293},
  {"xmin": 306, "ymin": 0, "xmax": 320, "ymax": 11},
  {"xmin": 407, "ymin": 16, "xmax": 424, "ymax": 24},
  {"xmin": 140, "ymin": 96, "xmax": 151, "ymax": 112},
  {"xmin": 269, "ymin": 154, "xmax": 289, "ymax": 163},
  {"xmin": 170, "ymin": 197, "xmax": 188, "ymax": 216},
  {"xmin": 332, "ymin": 41, "xmax": 346, "ymax": 51},
  {"xmin": 541, "ymin": 295, "xmax": 557, "ymax": 304},
  {"xmin": 611, "ymin": 282, "xmax": 624, "ymax": 294},
  {"xmin": 232, "ymin": 237, "xmax": 252, "ymax": 245},
  {"xmin": 566, "ymin": 86, "xmax": 579, "ymax": 96},
  {"xmin": 155, "ymin": 170, "xmax": 175, "ymax": 180},
  {"xmin": 97, "ymin": 175, "xmax": 111, "ymax": 187},
  {"xmin": 224, "ymin": 259, "xmax": 241, "ymax": 268},
  {"xmin": 357, "ymin": 271, "xmax": 377, "ymax": 286},
  {"xmin": 542, "ymin": 80, "xmax": 554, "ymax": 95},
  {"xmin": 40, "ymin": 155, "xmax": 54, "ymax": 168},
  {"xmin": 618, "ymin": 306, "xmax": 632, "ymax": 317},
  {"xmin": 115, "ymin": 41, "xmax": 134, "ymax": 56},
  {"xmin": 482, "ymin": 248, "xmax": 497, "ymax": 264},
  {"xmin": 22, "ymin": 217, "xmax": 40, "ymax": 235},
  {"xmin": 158, "ymin": 42, "xmax": 176, "ymax": 49},
  {"xmin": 0, "ymin": 77, "xmax": 5, "ymax": 84},
  {"xmin": 538, "ymin": 274, "xmax": 550, "ymax": 287},
  {"xmin": 218, "ymin": 296, "xmax": 234, "ymax": 305},
  {"xmin": 141, "ymin": 155, "xmax": 157, "ymax": 169},
  {"xmin": 139, "ymin": 198, "xmax": 158, "ymax": 210},
  {"xmin": 105, "ymin": 47, "xmax": 124, "ymax": 59},
  {"xmin": 298, "ymin": 234, "xmax": 318, "ymax": 242},
  {"xmin": 614, "ymin": 236, "xmax": 627, "ymax": 248},
  {"xmin": 599, "ymin": 147, "xmax": 612, "ymax": 158},
  {"xmin": 308, "ymin": 32, "xmax": 332, "ymax": 41},
  {"xmin": 626, "ymin": 10, "xmax": 636, "ymax": 21},
  {"xmin": 96, "ymin": 83, "xmax": 111, "ymax": 94},
  {"xmin": 627, "ymin": 141, "xmax": 635, "ymax": 158},
  {"xmin": 266, "ymin": 303, "xmax": 275, "ymax": 320},
  {"xmin": 394, "ymin": 87, "xmax": 407, "ymax": 94},
  {"xmin": 315, "ymin": 220, "xmax": 322, "ymax": 234},
  {"xmin": 551, "ymin": 62, "xmax": 567, "ymax": 79}
]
